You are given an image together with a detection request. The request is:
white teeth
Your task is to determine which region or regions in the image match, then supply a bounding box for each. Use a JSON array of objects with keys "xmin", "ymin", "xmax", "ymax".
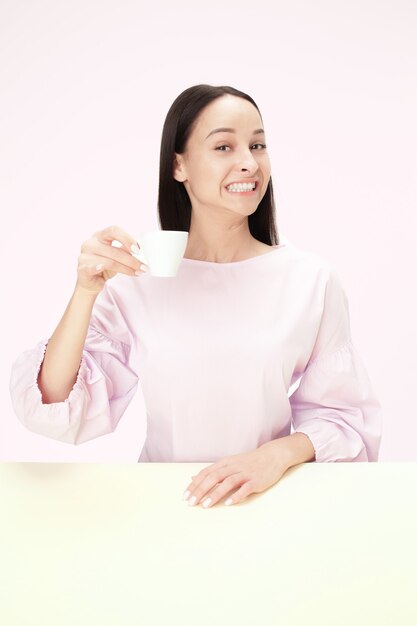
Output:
[{"xmin": 226, "ymin": 182, "xmax": 256, "ymax": 192}]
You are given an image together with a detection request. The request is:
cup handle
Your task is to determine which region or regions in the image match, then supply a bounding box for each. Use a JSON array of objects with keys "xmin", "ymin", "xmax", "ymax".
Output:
[{"xmin": 134, "ymin": 236, "xmax": 147, "ymax": 265}]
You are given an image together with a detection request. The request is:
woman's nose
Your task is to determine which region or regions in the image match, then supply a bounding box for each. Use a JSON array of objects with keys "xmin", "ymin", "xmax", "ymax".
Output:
[{"xmin": 237, "ymin": 150, "xmax": 259, "ymax": 173}]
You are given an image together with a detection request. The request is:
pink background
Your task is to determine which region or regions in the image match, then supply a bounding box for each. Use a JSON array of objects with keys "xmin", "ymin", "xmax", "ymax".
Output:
[{"xmin": 1, "ymin": 0, "xmax": 416, "ymax": 462}]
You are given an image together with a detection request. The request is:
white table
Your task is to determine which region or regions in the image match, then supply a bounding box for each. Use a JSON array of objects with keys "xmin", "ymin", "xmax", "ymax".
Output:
[{"xmin": 1, "ymin": 462, "xmax": 416, "ymax": 626}]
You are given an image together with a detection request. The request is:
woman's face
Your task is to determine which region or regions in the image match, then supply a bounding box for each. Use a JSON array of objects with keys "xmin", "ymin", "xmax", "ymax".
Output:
[{"xmin": 173, "ymin": 95, "xmax": 271, "ymax": 217}]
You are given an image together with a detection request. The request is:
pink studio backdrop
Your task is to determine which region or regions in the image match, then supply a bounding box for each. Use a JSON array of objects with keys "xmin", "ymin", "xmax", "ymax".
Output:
[{"xmin": 1, "ymin": 0, "xmax": 416, "ymax": 462}]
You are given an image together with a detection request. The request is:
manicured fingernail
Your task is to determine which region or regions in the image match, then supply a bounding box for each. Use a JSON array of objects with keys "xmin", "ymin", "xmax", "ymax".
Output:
[
  {"xmin": 188, "ymin": 495, "xmax": 197, "ymax": 506},
  {"xmin": 183, "ymin": 490, "xmax": 190, "ymax": 501},
  {"xmin": 225, "ymin": 498, "xmax": 233, "ymax": 506},
  {"xmin": 131, "ymin": 244, "xmax": 140, "ymax": 254},
  {"xmin": 135, "ymin": 265, "xmax": 148, "ymax": 276},
  {"xmin": 202, "ymin": 498, "xmax": 212, "ymax": 508}
]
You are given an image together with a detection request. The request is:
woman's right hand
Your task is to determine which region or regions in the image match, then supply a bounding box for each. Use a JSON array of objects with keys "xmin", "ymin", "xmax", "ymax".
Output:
[{"xmin": 75, "ymin": 225, "xmax": 147, "ymax": 295}]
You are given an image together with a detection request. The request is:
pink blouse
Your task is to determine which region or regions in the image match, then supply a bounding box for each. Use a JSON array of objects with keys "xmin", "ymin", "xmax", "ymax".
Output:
[{"xmin": 9, "ymin": 241, "xmax": 382, "ymax": 462}]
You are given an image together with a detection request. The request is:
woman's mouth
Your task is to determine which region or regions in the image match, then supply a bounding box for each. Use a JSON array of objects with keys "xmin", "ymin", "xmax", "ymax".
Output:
[{"xmin": 225, "ymin": 181, "xmax": 258, "ymax": 195}]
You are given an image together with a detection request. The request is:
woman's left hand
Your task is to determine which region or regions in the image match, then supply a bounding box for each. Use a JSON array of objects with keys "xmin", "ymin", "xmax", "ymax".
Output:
[{"xmin": 182, "ymin": 440, "xmax": 292, "ymax": 508}]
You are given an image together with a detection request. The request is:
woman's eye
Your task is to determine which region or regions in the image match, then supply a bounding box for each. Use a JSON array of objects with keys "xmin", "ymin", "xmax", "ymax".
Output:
[{"xmin": 215, "ymin": 143, "xmax": 267, "ymax": 152}]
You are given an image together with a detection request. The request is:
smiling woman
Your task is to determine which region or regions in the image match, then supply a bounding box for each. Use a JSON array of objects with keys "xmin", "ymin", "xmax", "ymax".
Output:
[
  {"xmin": 10, "ymin": 83, "xmax": 382, "ymax": 509},
  {"xmin": 159, "ymin": 84, "xmax": 279, "ymax": 263}
]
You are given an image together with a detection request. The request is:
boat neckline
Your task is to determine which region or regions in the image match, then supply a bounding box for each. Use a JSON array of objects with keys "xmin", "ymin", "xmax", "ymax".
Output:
[{"xmin": 181, "ymin": 243, "xmax": 287, "ymax": 266}]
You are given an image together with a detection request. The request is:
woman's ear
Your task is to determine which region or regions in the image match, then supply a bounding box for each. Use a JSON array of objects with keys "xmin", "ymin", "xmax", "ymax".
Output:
[{"xmin": 173, "ymin": 153, "xmax": 187, "ymax": 182}]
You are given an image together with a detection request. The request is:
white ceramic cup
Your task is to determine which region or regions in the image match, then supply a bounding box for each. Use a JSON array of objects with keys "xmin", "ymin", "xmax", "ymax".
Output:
[{"xmin": 132, "ymin": 230, "xmax": 189, "ymax": 277}]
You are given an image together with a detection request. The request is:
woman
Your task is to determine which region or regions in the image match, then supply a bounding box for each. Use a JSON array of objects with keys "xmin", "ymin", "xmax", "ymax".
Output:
[{"xmin": 10, "ymin": 84, "xmax": 382, "ymax": 509}]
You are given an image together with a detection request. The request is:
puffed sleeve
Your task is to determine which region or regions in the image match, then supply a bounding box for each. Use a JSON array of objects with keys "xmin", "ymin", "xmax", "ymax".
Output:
[
  {"xmin": 9, "ymin": 282, "xmax": 139, "ymax": 445},
  {"xmin": 289, "ymin": 269, "xmax": 383, "ymax": 462}
]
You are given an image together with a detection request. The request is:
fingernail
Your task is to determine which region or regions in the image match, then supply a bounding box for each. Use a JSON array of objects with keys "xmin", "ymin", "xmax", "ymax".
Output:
[
  {"xmin": 183, "ymin": 490, "xmax": 190, "ymax": 501},
  {"xmin": 202, "ymin": 498, "xmax": 212, "ymax": 508},
  {"xmin": 131, "ymin": 244, "xmax": 140, "ymax": 254},
  {"xmin": 188, "ymin": 495, "xmax": 197, "ymax": 506},
  {"xmin": 225, "ymin": 498, "xmax": 233, "ymax": 506},
  {"xmin": 140, "ymin": 264, "xmax": 148, "ymax": 272}
]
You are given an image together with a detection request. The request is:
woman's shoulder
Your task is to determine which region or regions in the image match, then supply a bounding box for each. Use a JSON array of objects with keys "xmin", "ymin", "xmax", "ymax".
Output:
[
  {"xmin": 281, "ymin": 236, "xmax": 334, "ymax": 275},
  {"xmin": 93, "ymin": 272, "xmax": 143, "ymax": 314}
]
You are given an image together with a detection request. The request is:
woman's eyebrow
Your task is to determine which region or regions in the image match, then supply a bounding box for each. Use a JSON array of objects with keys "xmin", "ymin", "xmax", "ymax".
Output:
[{"xmin": 205, "ymin": 127, "xmax": 265, "ymax": 140}]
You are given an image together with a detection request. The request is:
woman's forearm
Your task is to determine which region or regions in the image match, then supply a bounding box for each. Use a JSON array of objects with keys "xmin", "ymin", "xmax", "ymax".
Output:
[
  {"xmin": 284, "ymin": 432, "xmax": 316, "ymax": 465},
  {"xmin": 261, "ymin": 432, "xmax": 316, "ymax": 469},
  {"xmin": 37, "ymin": 286, "xmax": 99, "ymax": 404}
]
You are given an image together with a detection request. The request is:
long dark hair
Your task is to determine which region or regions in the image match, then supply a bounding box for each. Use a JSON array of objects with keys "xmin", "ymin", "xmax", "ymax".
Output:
[{"xmin": 157, "ymin": 84, "xmax": 279, "ymax": 246}]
